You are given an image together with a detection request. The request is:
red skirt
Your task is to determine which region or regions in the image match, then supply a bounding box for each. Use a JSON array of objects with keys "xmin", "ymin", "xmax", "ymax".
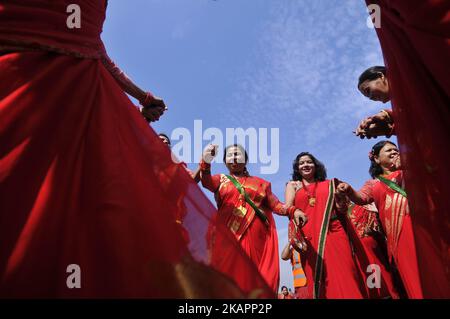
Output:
[{"xmin": 0, "ymin": 51, "xmax": 271, "ymax": 298}]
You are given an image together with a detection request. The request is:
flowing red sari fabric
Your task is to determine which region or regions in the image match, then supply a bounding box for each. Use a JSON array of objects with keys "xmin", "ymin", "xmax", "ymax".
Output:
[
  {"xmin": 366, "ymin": 0, "xmax": 450, "ymax": 298},
  {"xmin": 0, "ymin": 0, "xmax": 273, "ymax": 298},
  {"xmin": 347, "ymin": 204, "xmax": 399, "ymax": 299},
  {"xmin": 294, "ymin": 180, "xmax": 365, "ymax": 299},
  {"xmin": 202, "ymin": 174, "xmax": 288, "ymax": 293},
  {"xmin": 371, "ymin": 171, "xmax": 423, "ymax": 298}
]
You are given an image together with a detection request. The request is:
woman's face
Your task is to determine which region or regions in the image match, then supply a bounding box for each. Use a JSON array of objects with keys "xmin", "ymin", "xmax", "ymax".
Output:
[
  {"xmin": 298, "ymin": 155, "xmax": 316, "ymax": 180},
  {"xmin": 159, "ymin": 135, "xmax": 170, "ymax": 146},
  {"xmin": 225, "ymin": 147, "xmax": 246, "ymax": 174},
  {"xmin": 375, "ymin": 143, "xmax": 399, "ymax": 171},
  {"xmin": 359, "ymin": 75, "xmax": 390, "ymax": 103}
]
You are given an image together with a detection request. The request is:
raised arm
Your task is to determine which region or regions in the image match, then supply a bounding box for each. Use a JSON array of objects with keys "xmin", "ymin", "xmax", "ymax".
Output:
[
  {"xmin": 336, "ymin": 180, "xmax": 375, "ymax": 206},
  {"xmin": 199, "ymin": 144, "xmax": 220, "ymax": 192},
  {"xmin": 199, "ymin": 162, "xmax": 221, "ymax": 193},
  {"xmin": 190, "ymin": 166, "xmax": 201, "ymax": 184},
  {"xmin": 281, "ymin": 243, "xmax": 293, "ymax": 261},
  {"xmin": 101, "ymin": 53, "xmax": 166, "ymax": 122}
]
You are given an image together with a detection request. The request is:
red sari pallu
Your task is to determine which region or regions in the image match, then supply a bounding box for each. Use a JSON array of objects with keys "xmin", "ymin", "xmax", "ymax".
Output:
[
  {"xmin": 347, "ymin": 203, "xmax": 399, "ymax": 299},
  {"xmin": 294, "ymin": 179, "xmax": 365, "ymax": 299},
  {"xmin": 366, "ymin": 0, "xmax": 450, "ymax": 298},
  {"xmin": 201, "ymin": 173, "xmax": 293, "ymax": 293},
  {"xmin": 0, "ymin": 0, "xmax": 273, "ymax": 298},
  {"xmin": 359, "ymin": 171, "xmax": 423, "ymax": 298}
]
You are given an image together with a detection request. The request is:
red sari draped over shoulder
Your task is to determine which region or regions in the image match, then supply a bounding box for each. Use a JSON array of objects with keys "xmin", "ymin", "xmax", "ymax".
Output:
[
  {"xmin": 359, "ymin": 171, "xmax": 423, "ymax": 298},
  {"xmin": 0, "ymin": 0, "xmax": 273, "ymax": 298},
  {"xmin": 347, "ymin": 203, "xmax": 399, "ymax": 299},
  {"xmin": 202, "ymin": 173, "xmax": 290, "ymax": 293},
  {"xmin": 294, "ymin": 179, "xmax": 365, "ymax": 299},
  {"xmin": 365, "ymin": 0, "xmax": 450, "ymax": 298}
]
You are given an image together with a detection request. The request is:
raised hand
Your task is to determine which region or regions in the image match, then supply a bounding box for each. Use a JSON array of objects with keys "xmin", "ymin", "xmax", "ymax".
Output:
[
  {"xmin": 393, "ymin": 153, "xmax": 402, "ymax": 170},
  {"xmin": 335, "ymin": 181, "xmax": 352, "ymax": 197},
  {"xmin": 202, "ymin": 144, "xmax": 218, "ymax": 163},
  {"xmin": 354, "ymin": 110, "xmax": 394, "ymax": 139}
]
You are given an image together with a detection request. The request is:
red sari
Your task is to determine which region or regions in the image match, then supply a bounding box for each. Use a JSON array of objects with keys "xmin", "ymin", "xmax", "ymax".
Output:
[
  {"xmin": 347, "ymin": 204, "xmax": 399, "ymax": 298},
  {"xmin": 359, "ymin": 171, "xmax": 423, "ymax": 298},
  {"xmin": 294, "ymin": 179, "xmax": 365, "ymax": 299},
  {"xmin": 366, "ymin": 0, "xmax": 450, "ymax": 298},
  {"xmin": 202, "ymin": 173, "xmax": 292, "ymax": 293},
  {"xmin": 0, "ymin": 0, "xmax": 273, "ymax": 298}
]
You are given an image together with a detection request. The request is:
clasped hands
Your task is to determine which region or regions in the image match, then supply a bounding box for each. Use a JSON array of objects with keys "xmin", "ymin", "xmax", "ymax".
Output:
[
  {"xmin": 141, "ymin": 95, "xmax": 167, "ymax": 123},
  {"xmin": 354, "ymin": 110, "xmax": 394, "ymax": 139}
]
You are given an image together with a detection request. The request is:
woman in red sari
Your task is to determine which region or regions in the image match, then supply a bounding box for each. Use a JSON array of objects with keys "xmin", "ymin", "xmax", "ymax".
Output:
[
  {"xmin": 337, "ymin": 141, "xmax": 423, "ymax": 298},
  {"xmin": 355, "ymin": 1, "xmax": 450, "ymax": 297},
  {"xmin": 200, "ymin": 144, "xmax": 306, "ymax": 293},
  {"xmin": 347, "ymin": 203, "xmax": 400, "ymax": 298},
  {"xmin": 0, "ymin": 0, "xmax": 273, "ymax": 298},
  {"xmin": 285, "ymin": 152, "xmax": 365, "ymax": 299}
]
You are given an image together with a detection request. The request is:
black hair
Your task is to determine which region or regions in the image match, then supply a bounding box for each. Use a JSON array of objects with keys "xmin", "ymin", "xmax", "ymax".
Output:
[
  {"xmin": 223, "ymin": 144, "xmax": 249, "ymax": 164},
  {"xmin": 158, "ymin": 133, "xmax": 171, "ymax": 145},
  {"xmin": 358, "ymin": 65, "xmax": 387, "ymax": 88},
  {"xmin": 281, "ymin": 286, "xmax": 288, "ymax": 291},
  {"xmin": 292, "ymin": 152, "xmax": 327, "ymax": 182},
  {"xmin": 369, "ymin": 140, "xmax": 397, "ymax": 178}
]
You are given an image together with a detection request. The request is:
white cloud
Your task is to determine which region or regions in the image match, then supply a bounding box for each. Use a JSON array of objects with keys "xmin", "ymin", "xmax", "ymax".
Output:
[{"xmin": 224, "ymin": 0, "xmax": 384, "ymax": 147}]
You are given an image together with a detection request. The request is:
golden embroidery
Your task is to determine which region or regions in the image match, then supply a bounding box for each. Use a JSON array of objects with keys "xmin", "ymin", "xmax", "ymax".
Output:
[
  {"xmin": 385, "ymin": 194, "xmax": 392, "ymax": 210},
  {"xmin": 385, "ymin": 193, "xmax": 408, "ymax": 259},
  {"xmin": 232, "ymin": 205, "xmax": 247, "ymax": 218},
  {"xmin": 230, "ymin": 220, "xmax": 241, "ymax": 234}
]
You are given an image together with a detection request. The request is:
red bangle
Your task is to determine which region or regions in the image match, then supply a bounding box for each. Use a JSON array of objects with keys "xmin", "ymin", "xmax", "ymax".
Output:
[{"xmin": 140, "ymin": 91, "xmax": 154, "ymax": 107}]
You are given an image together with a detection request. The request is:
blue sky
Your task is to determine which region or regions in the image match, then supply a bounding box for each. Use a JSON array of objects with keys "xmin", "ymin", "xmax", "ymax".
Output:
[{"xmin": 102, "ymin": 0, "xmax": 395, "ymax": 292}]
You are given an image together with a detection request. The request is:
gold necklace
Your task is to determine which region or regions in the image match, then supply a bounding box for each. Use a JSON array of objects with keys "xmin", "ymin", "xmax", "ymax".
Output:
[{"xmin": 301, "ymin": 179, "xmax": 317, "ymax": 207}]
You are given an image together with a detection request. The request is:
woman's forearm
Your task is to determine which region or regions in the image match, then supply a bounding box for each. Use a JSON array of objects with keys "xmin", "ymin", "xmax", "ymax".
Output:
[
  {"xmin": 281, "ymin": 244, "xmax": 292, "ymax": 261},
  {"xmin": 101, "ymin": 53, "xmax": 151, "ymax": 104},
  {"xmin": 348, "ymin": 189, "xmax": 371, "ymax": 206},
  {"xmin": 199, "ymin": 161, "xmax": 220, "ymax": 192}
]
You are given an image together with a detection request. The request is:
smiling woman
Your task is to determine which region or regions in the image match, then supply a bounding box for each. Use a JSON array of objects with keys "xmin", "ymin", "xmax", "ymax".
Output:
[
  {"xmin": 285, "ymin": 152, "xmax": 365, "ymax": 299},
  {"xmin": 357, "ymin": 66, "xmax": 390, "ymax": 103},
  {"xmin": 336, "ymin": 141, "xmax": 423, "ymax": 298},
  {"xmin": 200, "ymin": 144, "xmax": 306, "ymax": 293}
]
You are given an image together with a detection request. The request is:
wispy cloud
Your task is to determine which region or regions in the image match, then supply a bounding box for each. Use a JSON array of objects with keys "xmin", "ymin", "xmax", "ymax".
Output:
[{"xmin": 224, "ymin": 0, "xmax": 384, "ymax": 147}]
